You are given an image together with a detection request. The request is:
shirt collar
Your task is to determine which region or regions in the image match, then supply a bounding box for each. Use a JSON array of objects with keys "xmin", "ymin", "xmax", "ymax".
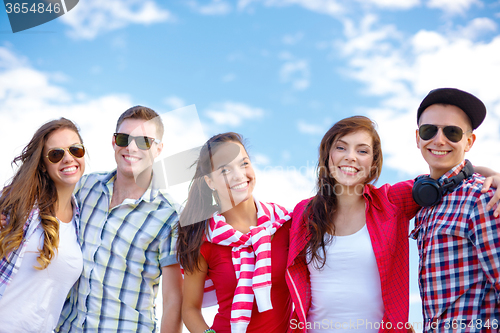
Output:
[
  {"xmin": 437, "ymin": 160, "xmax": 467, "ymax": 185},
  {"xmin": 103, "ymin": 170, "xmax": 117, "ymax": 196},
  {"xmin": 102, "ymin": 169, "xmax": 168, "ymax": 204},
  {"xmin": 362, "ymin": 183, "xmax": 382, "ymax": 211}
]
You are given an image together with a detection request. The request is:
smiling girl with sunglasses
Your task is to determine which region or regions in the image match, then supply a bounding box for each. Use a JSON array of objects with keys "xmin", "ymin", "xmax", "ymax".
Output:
[{"xmin": 0, "ymin": 118, "xmax": 85, "ymax": 332}]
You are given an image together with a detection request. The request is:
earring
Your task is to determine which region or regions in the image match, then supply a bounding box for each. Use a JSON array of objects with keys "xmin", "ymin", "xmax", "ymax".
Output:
[{"xmin": 211, "ymin": 189, "xmax": 220, "ymax": 207}]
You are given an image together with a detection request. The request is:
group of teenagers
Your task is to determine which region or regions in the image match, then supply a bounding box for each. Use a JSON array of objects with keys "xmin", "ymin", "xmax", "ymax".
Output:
[{"xmin": 0, "ymin": 87, "xmax": 499, "ymax": 333}]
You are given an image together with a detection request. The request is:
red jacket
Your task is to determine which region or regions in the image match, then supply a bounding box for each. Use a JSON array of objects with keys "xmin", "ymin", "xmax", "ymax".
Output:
[{"xmin": 286, "ymin": 181, "xmax": 419, "ymax": 333}]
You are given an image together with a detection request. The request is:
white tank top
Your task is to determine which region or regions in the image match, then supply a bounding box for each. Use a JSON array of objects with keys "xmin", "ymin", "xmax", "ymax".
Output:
[
  {"xmin": 0, "ymin": 217, "xmax": 83, "ymax": 333},
  {"xmin": 307, "ymin": 224, "xmax": 384, "ymax": 332}
]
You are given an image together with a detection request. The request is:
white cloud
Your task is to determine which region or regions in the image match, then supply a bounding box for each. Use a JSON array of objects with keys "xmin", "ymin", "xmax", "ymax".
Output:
[
  {"xmin": 426, "ymin": 0, "xmax": 482, "ymax": 15},
  {"xmin": 336, "ymin": 17, "xmax": 500, "ymax": 176},
  {"xmin": 367, "ymin": 108, "xmax": 429, "ymax": 176},
  {"xmin": 297, "ymin": 120, "xmax": 328, "ymax": 135},
  {"xmin": 0, "ymin": 48, "xmax": 208, "ymax": 192},
  {"xmin": 339, "ymin": 17, "xmax": 408, "ymax": 98},
  {"xmin": 341, "ymin": 14, "xmax": 402, "ymax": 58},
  {"xmin": 164, "ymin": 96, "xmax": 186, "ymax": 110},
  {"xmin": 455, "ymin": 17, "xmax": 497, "ymax": 40},
  {"xmin": 60, "ymin": 0, "xmax": 173, "ymax": 40},
  {"xmin": 237, "ymin": 0, "xmax": 345, "ymax": 17},
  {"xmin": 411, "ymin": 30, "xmax": 447, "ymax": 53},
  {"xmin": 355, "ymin": 0, "xmax": 420, "ymax": 10},
  {"xmin": 253, "ymin": 165, "xmax": 316, "ymax": 210},
  {"xmin": 187, "ymin": 0, "xmax": 232, "ymax": 15},
  {"xmin": 0, "ymin": 48, "xmax": 133, "ymax": 184},
  {"xmin": 158, "ymin": 105, "xmax": 207, "ymax": 157},
  {"xmin": 280, "ymin": 59, "xmax": 310, "ymax": 91},
  {"xmin": 252, "ymin": 153, "xmax": 271, "ymax": 166},
  {"xmin": 282, "ymin": 32, "xmax": 304, "ymax": 45},
  {"xmin": 0, "ymin": 47, "xmax": 26, "ymax": 69},
  {"xmin": 0, "ymin": 67, "xmax": 69, "ymax": 103},
  {"xmin": 205, "ymin": 101, "xmax": 264, "ymax": 126},
  {"xmin": 239, "ymin": 0, "xmax": 418, "ymax": 16},
  {"xmin": 154, "ymin": 105, "xmax": 209, "ymax": 206}
]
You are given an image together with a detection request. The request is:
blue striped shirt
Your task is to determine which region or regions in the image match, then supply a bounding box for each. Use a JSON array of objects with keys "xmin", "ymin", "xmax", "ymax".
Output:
[{"xmin": 56, "ymin": 171, "xmax": 179, "ymax": 332}]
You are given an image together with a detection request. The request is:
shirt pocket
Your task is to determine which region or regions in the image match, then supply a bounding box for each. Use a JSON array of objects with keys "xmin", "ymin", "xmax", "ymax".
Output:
[{"xmin": 434, "ymin": 219, "xmax": 468, "ymax": 240}]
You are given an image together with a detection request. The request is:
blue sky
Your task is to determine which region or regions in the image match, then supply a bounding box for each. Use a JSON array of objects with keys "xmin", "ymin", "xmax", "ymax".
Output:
[{"xmin": 2, "ymin": 0, "xmax": 500, "ymax": 331}]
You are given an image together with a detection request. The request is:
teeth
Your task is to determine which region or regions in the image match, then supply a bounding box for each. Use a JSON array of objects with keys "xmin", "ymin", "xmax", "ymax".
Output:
[
  {"xmin": 125, "ymin": 156, "xmax": 139, "ymax": 162},
  {"xmin": 340, "ymin": 166, "xmax": 358, "ymax": 173},
  {"xmin": 231, "ymin": 183, "xmax": 247, "ymax": 190},
  {"xmin": 431, "ymin": 150, "xmax": 448, "ymax": 156},
  {"xmin": 62, "ymin": 167, "xmax": 76, "ymax": 172}
]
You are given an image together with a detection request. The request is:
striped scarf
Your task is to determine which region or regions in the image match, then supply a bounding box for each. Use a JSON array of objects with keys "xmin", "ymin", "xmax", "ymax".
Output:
[{"xmin": 206, "ymin": 199, "xmax": 290, "ymax": 333}]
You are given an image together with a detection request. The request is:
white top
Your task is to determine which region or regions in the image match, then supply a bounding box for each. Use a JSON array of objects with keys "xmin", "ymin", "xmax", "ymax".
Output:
[
  {"xmin": 0, "ymin": 216, "xmax": 83, "ymax": 333},
  {"xmin": 306, "ymin": 224, "xmax": 384, "ymax": 332}
]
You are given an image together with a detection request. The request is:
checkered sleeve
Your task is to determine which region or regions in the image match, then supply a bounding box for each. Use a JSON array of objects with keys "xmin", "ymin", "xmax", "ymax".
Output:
[
  {"xmin": 158, "ymin": 207, "xmax": 179, "ymax": 267},
  {"xmin": 469, "ymin": 191, "xmax": 500, "ymax": 302}
]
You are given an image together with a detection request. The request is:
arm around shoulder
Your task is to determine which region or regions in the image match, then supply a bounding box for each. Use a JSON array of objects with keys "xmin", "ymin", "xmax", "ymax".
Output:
[
  {"xmin": 475, "ymin": 166, "xmax": 500, "ymax": 217},
  {"xmin": 386, "ymin": 180, "xmax": 421, "ymax": 219}
]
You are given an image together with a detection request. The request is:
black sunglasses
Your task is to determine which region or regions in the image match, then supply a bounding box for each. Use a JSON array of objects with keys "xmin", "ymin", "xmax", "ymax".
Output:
[
  {"xmin": 418, "ymin": 124, "xmax": 469, "ymax": 143},
  {"xmin": 114, "ymin": 133, "xmax": 160, "ymax": 151},
  {"xmin": 46, "ymin": 144, "xmax": 85, "ymax": 164}
]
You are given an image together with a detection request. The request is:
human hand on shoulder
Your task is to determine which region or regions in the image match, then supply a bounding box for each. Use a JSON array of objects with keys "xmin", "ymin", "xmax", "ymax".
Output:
[{"xmin": 476, "ymin": 166, "xmax": 500, "ymax": 217}]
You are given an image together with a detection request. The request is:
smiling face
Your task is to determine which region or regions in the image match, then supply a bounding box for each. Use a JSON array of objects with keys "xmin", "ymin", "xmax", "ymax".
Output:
[
  {"xmin": 416, "ymin": 104, "xmax": 475, "ymax": 179},
  {"xmin": 204, "ymin": 142, "xmax": 256, "ymax": 212},
  {"xmin": 328, "ymin": 130, "xmax": 374, "ymax": 191},
  {"xmin": 113, "ymin": 118, "xmax": 163, "ymax": 180},
  {"xmin": 43, "ymin": 128, "xmax": 85, "ymax": 192}
]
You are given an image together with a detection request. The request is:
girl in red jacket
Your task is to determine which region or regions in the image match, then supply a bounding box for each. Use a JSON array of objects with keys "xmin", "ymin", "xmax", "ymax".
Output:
[
  {"xmin": 287, "ymin": 116, "xmax": 418, "ymax": 333},
  {"xmin": 286, "ymin": 115, "xmax": 500, "ymax": 333}
]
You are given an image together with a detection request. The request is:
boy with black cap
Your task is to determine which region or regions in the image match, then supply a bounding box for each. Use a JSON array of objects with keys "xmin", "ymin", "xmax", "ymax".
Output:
[{"xmin": 410, "ymin": 88, "xmax": 500, "ymax": 332}]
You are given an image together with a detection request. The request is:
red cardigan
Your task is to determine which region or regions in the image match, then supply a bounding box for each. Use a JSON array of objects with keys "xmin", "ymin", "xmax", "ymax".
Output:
[{"xmin": 286, "ymin": 181, "xmax": 419, "ymax": 333}]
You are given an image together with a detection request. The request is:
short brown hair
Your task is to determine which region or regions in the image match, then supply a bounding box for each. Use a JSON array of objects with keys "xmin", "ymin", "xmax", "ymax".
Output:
[{"xmin": 116, "ymin": 105, "xmax": 164, "ymax": 139}]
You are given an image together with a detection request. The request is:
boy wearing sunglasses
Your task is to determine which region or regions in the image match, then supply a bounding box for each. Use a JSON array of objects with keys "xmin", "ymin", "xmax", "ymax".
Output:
[
  {"xmin": 411, "ymin": 88, "xmax": 500, "ymax": 332},
  {"xmin": 56, "ymin": 106, "xmax": 182, "ymax": 333}
]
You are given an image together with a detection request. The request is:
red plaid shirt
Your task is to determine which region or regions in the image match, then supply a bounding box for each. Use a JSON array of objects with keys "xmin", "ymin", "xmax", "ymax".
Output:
[
  {"xmin": 410, "ymin": 160, "xmax": 500, "ymax": 333},
  {"xmin": 286, "ymin": 181, "xmax": 419, "ymax": 333}
]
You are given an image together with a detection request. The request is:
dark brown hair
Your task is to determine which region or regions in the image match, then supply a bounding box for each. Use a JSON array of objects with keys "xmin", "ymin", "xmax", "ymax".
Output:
[
  {"xmin": 0, "ymin": 118, "xmax": 83, "ymax": 269},
  {"xmin": 116, "ymin": 105, "xmax": 164, "ymax": 139},
  {"xmin": 306, "ymin": 115, "xmax": 383, "ymax": 269},
  {"xmin": 176, "ymin": 132, "xmax": 246, "ymax": 273}
]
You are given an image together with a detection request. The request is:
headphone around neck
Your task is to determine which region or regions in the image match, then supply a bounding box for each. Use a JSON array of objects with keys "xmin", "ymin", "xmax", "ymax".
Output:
[{"xmin": 412, "ymin": 160, "xmax": 474, "ymax": 207}]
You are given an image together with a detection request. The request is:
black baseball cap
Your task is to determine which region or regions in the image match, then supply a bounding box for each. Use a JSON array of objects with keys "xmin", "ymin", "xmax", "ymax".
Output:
[{"xmin": 417, "ymin": 88, "xmax": 486, "ymax": 130}]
